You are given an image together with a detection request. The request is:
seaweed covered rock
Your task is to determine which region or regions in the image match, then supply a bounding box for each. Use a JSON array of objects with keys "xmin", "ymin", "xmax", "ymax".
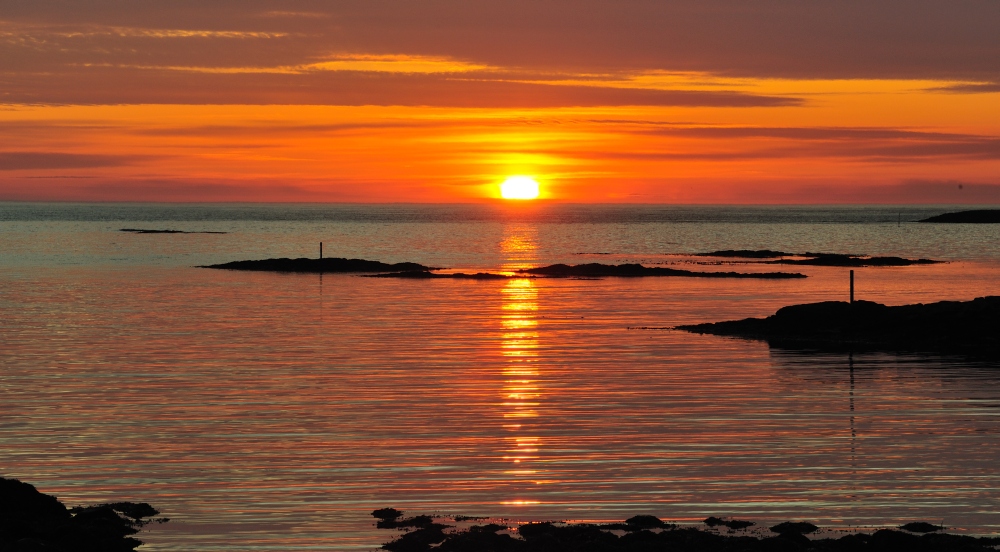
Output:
[
  {"xmin": 376, "ymin": 510, "xmax": 1000, "ymax": 552},
  {"xmin": 0, "ymin": 477, "xmax": 164, "ymax": 552}
]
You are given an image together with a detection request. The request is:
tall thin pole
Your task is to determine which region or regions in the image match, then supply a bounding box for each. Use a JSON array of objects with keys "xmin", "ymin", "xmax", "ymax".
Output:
[
  {"xmin": 850, "ymin": 270, "xmax": 854, "ymax": 304},
  {"xmin": 320, "ymin": 242, "xmax": 323, "ymax": 260}
]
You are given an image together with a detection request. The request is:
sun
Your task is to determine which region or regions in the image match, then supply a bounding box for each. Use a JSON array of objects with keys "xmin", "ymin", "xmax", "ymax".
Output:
[{"xmin": 500, "ymin": 176, "xmax": 540, "ymax": 200}]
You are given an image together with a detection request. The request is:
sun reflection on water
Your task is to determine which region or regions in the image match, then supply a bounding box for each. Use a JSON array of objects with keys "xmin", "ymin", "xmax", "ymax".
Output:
[{"xmin": 499, "ymin": 225, "xmax": 543, "ymax": 498}]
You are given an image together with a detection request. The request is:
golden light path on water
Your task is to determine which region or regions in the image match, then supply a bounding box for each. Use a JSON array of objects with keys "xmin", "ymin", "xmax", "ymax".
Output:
[{"xmin": 500, "ymin": 227, "xmax": 542, "ymax": 504}]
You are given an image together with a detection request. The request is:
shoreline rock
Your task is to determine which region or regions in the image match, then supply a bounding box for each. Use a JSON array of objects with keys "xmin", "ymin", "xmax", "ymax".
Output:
[
  {"xmin": 919, "ymin": 210, "xmax": 1000, "ymax": 223},
  {"xmin": 677, "ymin": 296, "xmax": 1000, "ymax": 357},
  {"xmin": 374, "ymin": 509, "xmax": 999, "ymax": 552},
  {"xmin": 0, "ymin": 477, "xmax": 165, "ymax": 552}
]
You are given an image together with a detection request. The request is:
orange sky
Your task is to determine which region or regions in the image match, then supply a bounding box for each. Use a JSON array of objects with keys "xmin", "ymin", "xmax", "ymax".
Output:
[{"xmin": 2, "ymin": 2, "xmax": 999, "ymax": 203}]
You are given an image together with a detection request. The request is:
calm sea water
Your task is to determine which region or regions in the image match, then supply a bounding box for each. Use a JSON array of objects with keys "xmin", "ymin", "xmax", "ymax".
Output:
[{"xmin": 2, "ymin": 203, "xmax": 999, "ymax": 550}]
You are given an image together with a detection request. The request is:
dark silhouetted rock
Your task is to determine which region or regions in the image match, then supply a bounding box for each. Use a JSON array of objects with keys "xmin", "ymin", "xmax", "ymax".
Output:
[
  {"xmin": 520, "ymin": 263, "xmax": 805, "ymax": 279},
  {"xmin": 767, "ymin": 253, "xmax": 939, "ymax": 267},
  {"xmin": 378, "ymin": 511, "xmax": 1000, "ymax": 551},
  {"xmin": 625, "ymin": 515, "xmax": 669, "ymax": 529},
  {"xmin": 919, "ymin": 210, "xmax": 1000, "ymax": 223},
  {"xmin": 372, "ymin": 508, "xmax": 404, "ymax": 521},
  {"xmin": 0, "ymin": 477, "xmax": 163, "ymax": 552},
  {"xmin": 695, "ymin": 250, "xmax": 940, "ymax": 266},
  {"xmin": 769, "ymin": 521, "xmax": 819, "ymax": 534},
  {"xmin": 200, "ymin": 257, "xmax": 433, "ymax": 273},
  {"xmin": 678, "ymin": 296, "xmax": 1000, "ymax": 357},
  {"xmin": 366, "ymin": 271, "xmax": 513, "ymax": 279},
  {"xmin": 900, "ymin": 522, "xmax": 944, "ymax": 533},
  {"xmin": 704, "ymin": 516, "xmax": 755, "ymax": 530},
  {"xmin": 120, "ymin": 228, "xmax": 226, "ymax": 234}
]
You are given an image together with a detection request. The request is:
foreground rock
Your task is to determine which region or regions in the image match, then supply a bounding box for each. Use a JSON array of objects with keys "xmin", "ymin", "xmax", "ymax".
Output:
[
  {"xmin": 677, "ymin": 296, "xmax": 1000, "ymax": 357},
  {"xmin": 375, "ymin": 510, "xmax": 1000, "ymax": 552},
  {"xmin": 919, "ymin": 210, "xmax": 1000, "ymax": 223},
  {"xmin": 520, "ymin": 263, "xmax": 805, "ymax": 279},
  {"xmin": 696, "ymin": 250, "xmax": 940, "ymax": 266},
  {"xmin": 0, "ymin": 477, "xmax": 164, "ymax": 552},
  {"xmin": 200, "ymin": 257, "xmax": 433, "ymax": 273}
]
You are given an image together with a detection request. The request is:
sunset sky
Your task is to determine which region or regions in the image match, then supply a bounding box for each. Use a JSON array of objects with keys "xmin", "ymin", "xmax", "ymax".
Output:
[{"xmin": 2, "ymin": 1, "xmax": 999, "ymax": 203}]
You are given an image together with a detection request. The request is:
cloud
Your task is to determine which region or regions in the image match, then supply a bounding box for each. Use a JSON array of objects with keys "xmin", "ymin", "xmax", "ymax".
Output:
[
  {"xmin": 576, "ymin": 126, "xmax": 1000, "ymax": 162},
  {"xmin": 3, "ymin": 1, "xmax": 1000, "ymax": 84},
  {"xmin": 0, "ymin": 67, "xmax": 801, "ymax": 107},
  {"xmin": 927, "ymin": 82, "xmax": 1000, "ymax": 94},
  {"xmin": 0, "ymin": 152, "xmax": 141, "ymax": 170}
]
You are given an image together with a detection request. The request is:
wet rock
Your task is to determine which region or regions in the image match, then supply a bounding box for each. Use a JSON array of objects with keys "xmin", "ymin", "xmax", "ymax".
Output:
[
  {"xmin": 625, "ymin": 514, "xmax": 669, "ymax": 529},
  {"xmin": 379, "ymin": 512, "xmax": 1000, "ymax": 552},
  {"xmin": 0, "ymin": 477, "xmax": 163, "ymax": 552},
  {"xmin": 372, "ymin": 508, "xmax": 404, "ymax": 521},
  {"xmin": 769, "ymin": 521, "xmax": 819, "ymax": 534},
  {"xmin": 704, "ymin": 516, "xmax": 754, "ymax": 530}
]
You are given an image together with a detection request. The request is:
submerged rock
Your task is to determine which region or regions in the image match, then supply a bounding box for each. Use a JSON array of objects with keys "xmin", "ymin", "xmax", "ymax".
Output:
[
  {"xmin": 677, "ymin": 296, "xmax": 1000, "ymax": 357},
  {"xmin": 919, "ymin": 210, "xmax": 1000, "ymax": 223},
  {"xmin": 0, "ymin": 477, "xmax": 164, "ymax": 552}
]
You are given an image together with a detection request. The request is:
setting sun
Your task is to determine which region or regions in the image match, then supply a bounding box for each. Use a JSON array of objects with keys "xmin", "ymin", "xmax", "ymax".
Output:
[{"xmin": 500, "ymin": 176, "xmax": 540, "ymax": 200}]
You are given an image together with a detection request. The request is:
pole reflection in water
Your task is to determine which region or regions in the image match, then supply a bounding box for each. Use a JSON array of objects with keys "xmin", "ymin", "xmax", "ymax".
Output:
[{"xmin": 499, "ymin": 225, "xmax": 543, "ymax": 504}]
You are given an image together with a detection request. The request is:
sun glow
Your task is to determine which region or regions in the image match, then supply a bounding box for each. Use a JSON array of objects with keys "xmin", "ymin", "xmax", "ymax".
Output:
[{"xmin": 500, "ymin": 176, "xmax": 540, "ymax": 200}]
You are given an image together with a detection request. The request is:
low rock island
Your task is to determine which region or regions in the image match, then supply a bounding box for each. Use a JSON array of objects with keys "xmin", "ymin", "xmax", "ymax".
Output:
[
  {"xmin": 696, "ymin": 250, "xmax": 940, "ymax": 267},
  {"xmin": 520, "ymin": 263, "xmax": 806, "ymax": 279},
  {"xmin": 200, "ymin": 257, "xmax": 433, "ymax": 273},
  {"xmin": 678, "ymin": 296, "xmax": 1000, "ymax": 357},
  {"xmin": 201, "ymin": 258, "xmax": 806, "ymax": 279},
  {"xmin": 918, "ymin": 210, "xmax": 1000, "ymax": 223}
]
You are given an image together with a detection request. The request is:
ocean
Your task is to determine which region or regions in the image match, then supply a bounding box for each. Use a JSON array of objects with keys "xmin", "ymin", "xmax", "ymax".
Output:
[{"xmin": 1, "ymin": 202, "xmax": 999, "ymax": 550}]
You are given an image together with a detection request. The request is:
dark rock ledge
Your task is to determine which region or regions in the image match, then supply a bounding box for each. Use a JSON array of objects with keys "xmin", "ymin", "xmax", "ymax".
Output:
[
  {"xmin": 519, "ymin": 263, "xmax": 805, "ymax": 279},
  {"xmin": 200, "ymin": 258, "xmax": 806, "ymax": 279},
  {"xmin": 0, "ymin": 477, "xmax": 165, "ymax": 552},
  {"xmin": 696, "ymin": 250, "xmax": 940, "ymax": 267},
  {"xmin": 677, "ymin": 296, "xmax": 1000, "ymax": 357},
  {"xmin": 373, "ymin": 509, "xmax": 999, "ymax": 552},
  {"xmin": 918, "ymin": 210, "xmax": 1000, "ymax": 223},
  {"xmin": 200, "ymin": 257, "xmax": 434, "ymax": 273}
]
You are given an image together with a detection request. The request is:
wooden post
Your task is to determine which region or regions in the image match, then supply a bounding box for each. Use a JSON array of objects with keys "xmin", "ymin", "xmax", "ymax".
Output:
[
  {"xmin": 320, "ymin": 242, "xmax": 323, "ymax": 260},
  {"xmin": 850, "ymin": 270, "xmax": 854, "ymax": 304}
]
